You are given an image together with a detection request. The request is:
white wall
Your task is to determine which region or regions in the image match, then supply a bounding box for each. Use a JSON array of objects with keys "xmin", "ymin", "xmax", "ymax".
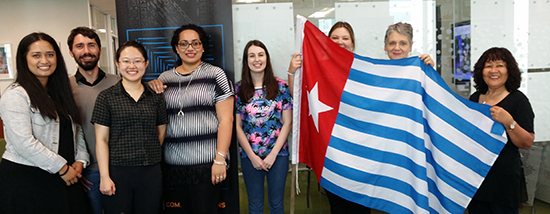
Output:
[
  {"xmin": 232, "ymin": 3, "xmax": 295, "ymax": 83},
  {"xmin": 471, "ymin": 0, "xmax": 550, "ymax": 141},
  {"xmin": 0, "ymin": 0, "xmax": 91, "ymax": 94},
  {"xmin": 335, "ymin": 1, "xmax": 436, "ymax": 63}
]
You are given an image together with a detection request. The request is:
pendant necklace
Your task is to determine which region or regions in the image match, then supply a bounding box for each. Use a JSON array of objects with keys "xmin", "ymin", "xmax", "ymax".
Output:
[{"xmin": 177, "ymin": 67, "xmax": 195, "ymax": 117}]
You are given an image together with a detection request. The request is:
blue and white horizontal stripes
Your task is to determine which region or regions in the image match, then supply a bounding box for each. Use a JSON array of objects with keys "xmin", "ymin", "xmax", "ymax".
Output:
[{"xmin": 320, "ymin": 55, "xmax": 508, "ymax": 214}]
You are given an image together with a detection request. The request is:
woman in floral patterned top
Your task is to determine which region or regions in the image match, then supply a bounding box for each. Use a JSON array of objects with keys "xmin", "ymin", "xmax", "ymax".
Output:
[{"xmin": 235, "ymin": 40, "xmax": 292, "ymax": 214}]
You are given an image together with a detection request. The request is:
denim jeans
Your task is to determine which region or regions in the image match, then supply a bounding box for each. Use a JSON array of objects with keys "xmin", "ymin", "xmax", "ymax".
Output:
[
  {"xmin": 241, "ymin": 155, "xmax": 288, "ymax": 214},
  {"xmin": 83, "ymin": 170, "xmax": 102, "ymax": 214}
]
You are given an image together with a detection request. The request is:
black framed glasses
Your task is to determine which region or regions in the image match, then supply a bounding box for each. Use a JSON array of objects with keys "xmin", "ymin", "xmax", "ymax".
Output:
[
  {"xmin": 119, "ymin": 59, "xmax": 145, "ymax": 66},
  {"xmin": 178, "ymin": 41, "xmax": 202, "ymax": 49}
]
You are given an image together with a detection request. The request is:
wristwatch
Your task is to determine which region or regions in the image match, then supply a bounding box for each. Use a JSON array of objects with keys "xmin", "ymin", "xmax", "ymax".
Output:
[{"xmin": 508, "ymin": 121, "xmax": 516, "ymax": 131}]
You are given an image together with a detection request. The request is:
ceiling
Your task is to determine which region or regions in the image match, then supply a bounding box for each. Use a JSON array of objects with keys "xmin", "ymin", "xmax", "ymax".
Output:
[
  {"xmin": 89, "ymin": 0, "xmax": 117, "ymax": 17},
  {"xmin": 88, "ymin": 0, "xmax": 379, "ymax": 19}
]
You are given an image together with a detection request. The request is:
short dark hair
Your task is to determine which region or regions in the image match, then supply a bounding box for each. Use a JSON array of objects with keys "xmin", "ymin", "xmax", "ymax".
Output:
[
  {"xmin": 16, "ymin": 32, "xmax": 80, "ymax": 123},
  {"xmin": 67, "ymin": 26, "xmax": 101, "ymax": 51},
  {"xmin": 170, "ymin": 24, "xmax": 209, "ymax": 66},
  {"xmin": 116, "ymin": 41, "xmax": 148, "ymax": 62},
  {"xmin": 473, "ymin": 47, "xmax": 521, "ymax": 93}
]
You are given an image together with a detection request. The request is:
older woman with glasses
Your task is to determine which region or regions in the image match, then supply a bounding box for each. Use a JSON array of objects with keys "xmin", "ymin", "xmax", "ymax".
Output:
[{"xmin": 148, "ymin": 24, "xmax": 234, "ymax": 214}]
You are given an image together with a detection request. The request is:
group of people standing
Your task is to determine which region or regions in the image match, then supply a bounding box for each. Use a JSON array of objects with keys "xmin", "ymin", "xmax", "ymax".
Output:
[
  {"xmin": 0, "ymin": 20, "xmax": 534, "ymax": 214},
  {"xmin": 0, "ymin": 24, "xmax": 233, "ymax": 214}
]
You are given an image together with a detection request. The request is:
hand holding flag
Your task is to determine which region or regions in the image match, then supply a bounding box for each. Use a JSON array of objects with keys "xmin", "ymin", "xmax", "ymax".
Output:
[{"xmin": 291, "ymin": 15, "xmax": 508, "ymax": 214}]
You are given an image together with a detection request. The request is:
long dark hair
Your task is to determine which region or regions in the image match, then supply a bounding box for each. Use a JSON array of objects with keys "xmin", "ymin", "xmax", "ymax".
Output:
[
  {"xmin": 170, "ymin": 24, "xmax": 209, "ymax": 66},
  {"xmin": 473, "ymin": 47, "xmax": 521, "ymax": 93},
  {"xmin": 15, "ymin": 32, "xmax": 80, "ymax": 123},
  {"xmin": 238, "ymin": 40, "xmax": 278, "ymax": 101}
]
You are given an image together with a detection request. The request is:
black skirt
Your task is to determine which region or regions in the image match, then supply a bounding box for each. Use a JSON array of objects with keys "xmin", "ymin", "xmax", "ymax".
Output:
[{"xmin": 0, "ymin": 159, "xmax": 91, "ymax": 214}]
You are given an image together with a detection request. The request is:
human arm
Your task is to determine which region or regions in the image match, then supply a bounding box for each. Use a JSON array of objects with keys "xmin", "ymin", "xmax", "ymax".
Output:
[
  {"xmin": 72, "ymin": 161, "xmax": 84, "ymax": 175},
  {"xmin": 73, "ymin": 124, "xmax": 89, "ymax": 174},
  {"xmin": 212, "ymin": 97, "xmax": 234, "ymax": 185},
  {"xmin": 490, "ymin": 106, "xmax": 534, "ymax": 149},
  {"xmin": 147, "ymin": 79, "xmax": 167, "ymax": 94},
  {"xmin": 0, "ymin": 86, "xmax": 67, "ymax": 173},
  {"xmin": 157, "ymin": 95, "xmax": 168, "ymax": 145},
  {"xmin": 58, "ymin": 164, "xmax": 80, "ymax": 186},
  {"xmin": 235, "ymin": 114, "xmax": 267, "ymax": 171},
  {"xmin": 418, "ymin": 54, "xmax": 434, "ymax": 67},
  {"xmin": 157, "ymin": 124, "xmax": 167, "ymax": 146},
  {"xmin": 91, "ymin": 92, "xmax": 116, "ymax": 195},
  {"xmin": 287, "ymin": 53, "xmax": 302, "ymax": 97},
  {"xmin": 94, "ymin": 124, "xmax": 116, "ymax": 196},
  {"xmin": 262, "ymin": 109, "xmax": 292, "ymax": 170}
]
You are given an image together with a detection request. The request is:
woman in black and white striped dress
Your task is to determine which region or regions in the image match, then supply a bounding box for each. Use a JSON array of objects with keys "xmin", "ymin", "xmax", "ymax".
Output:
[{"xmin": 149, "ymin": 24, "xmax": 234, "ymax": 214}]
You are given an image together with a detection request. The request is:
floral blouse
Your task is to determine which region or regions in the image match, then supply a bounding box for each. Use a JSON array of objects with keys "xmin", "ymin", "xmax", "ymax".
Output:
[{"xmin": 235, "ymin": 78, "xmax": 292, "ymax": 158}]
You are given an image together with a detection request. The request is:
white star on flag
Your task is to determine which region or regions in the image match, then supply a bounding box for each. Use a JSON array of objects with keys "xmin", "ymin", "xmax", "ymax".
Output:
[{"xmin": 307, "ymin": 82, "xmax": 333, "ymax": 132}]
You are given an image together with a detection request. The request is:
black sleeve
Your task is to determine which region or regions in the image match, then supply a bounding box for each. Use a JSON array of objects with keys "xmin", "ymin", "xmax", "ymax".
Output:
[
  {"xmin": 512, "ymin": 93, "xmax": 534, "ymax": 134},
  {"xmin": 156, "ymin": 94, "xmax": 168, "ymax": 126},
  {"xmin": 469, "ymin": 91, "xmax": 480, "ymax": 102},
  {"xmin": 90, "ymin": 91, "xmax": 111, "ymax": 127}
]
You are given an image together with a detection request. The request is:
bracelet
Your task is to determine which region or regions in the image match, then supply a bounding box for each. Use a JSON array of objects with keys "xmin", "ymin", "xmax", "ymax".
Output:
[
  {"xmin": 213, "ymin": 160, "xmax": 227, "ymax": 166},
  {"xmin": 216, "ymin": 151, "xmax": 226, "ymax": 159},
  {"xmin": 59, "ymin": 165, "xmax": 69, "ymax": 176},
  {"xmin": 287, "ymin": 71, "xmax": 295, "ymax": 76}
]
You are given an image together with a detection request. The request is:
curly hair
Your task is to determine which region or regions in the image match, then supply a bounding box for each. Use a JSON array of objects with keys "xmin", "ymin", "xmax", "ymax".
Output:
[
  {"xmin": 472, "ymin": 47, "xmax": 521, "ymax": 93},
  {"xmin": 170, "ymin": 24, "xmax": 208, "ymax": 66}
]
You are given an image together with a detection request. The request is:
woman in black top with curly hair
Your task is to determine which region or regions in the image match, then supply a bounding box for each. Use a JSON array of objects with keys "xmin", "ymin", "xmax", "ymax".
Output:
[{"xmin": 467, "ymin": 47, "xmax": 534, "ymax": 214}]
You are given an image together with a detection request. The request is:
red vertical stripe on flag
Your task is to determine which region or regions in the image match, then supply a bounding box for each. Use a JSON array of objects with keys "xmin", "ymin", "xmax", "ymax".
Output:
[{"xmin": 299, "ymin": 21, "xmax": 355, "ymax": 181}]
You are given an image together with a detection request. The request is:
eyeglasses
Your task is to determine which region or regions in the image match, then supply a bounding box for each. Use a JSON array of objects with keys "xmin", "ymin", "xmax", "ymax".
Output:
[
  {"xmin": 178, "ymin": 41, "xmax": 202, "ymax": 49},
  {"xmin": 119, "ymin": 59, "xmax": 145, "ymax": 66}
]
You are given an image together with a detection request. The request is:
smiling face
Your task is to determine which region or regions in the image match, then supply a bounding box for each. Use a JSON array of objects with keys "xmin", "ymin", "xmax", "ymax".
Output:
[
  {"xmin": 330, "ymin": 27, "xmax": 354, "ymax": 52},
  {"xmin": 69, "ymin": 34, "xmax": 101, "ymax": 71},
  {"xmin": 247, "ymin": 45, "xmax": 267, "ymax": 74},
  {"xmin": 26, "ymin": 40, "xmax": 57, "ymax": 86},
  {"xmin": 384, "ymin": 31, "xmax": 412, "ymax": 60},
  {"xmin": 116, "ymin": 46, "xmax": 148, "ymax": 83},
  {"xmin": 482, "ymin": 59, "xmax": 508, "ymax": 91},
  {"xmin": 177, "ymin": 29, "xmax": 203, "ymax": 66}
]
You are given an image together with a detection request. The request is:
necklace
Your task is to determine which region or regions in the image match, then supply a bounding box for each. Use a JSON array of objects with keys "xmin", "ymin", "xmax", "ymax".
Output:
[{"xmin": 177, "ymin": 68, "xmax": 195, "ymax": 117}]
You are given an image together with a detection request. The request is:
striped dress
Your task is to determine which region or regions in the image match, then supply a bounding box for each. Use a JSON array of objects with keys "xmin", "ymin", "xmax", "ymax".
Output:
[{"xmin": 159, "ymin": 62, "xmax": 234, "ymax": 185}]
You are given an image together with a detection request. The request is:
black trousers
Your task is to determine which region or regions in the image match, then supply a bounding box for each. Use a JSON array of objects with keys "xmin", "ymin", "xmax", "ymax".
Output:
[
  {"xmin": 326, "ymin": 190, "xmax": 371, "ymax": 214},
  {"xmin": 101, "ymin": 164, "xmax": 163, "ymax": 214},
  {"xmin": 163, "ymin": 180, "xmax": 222, "ymax": 214},
  {"xmin": 0, "ymin": 159, "xmax": 91, "ymax": 214},
  {"xmin": 467, "ymin": 199, "xmax": 519, "ymax": 214}
]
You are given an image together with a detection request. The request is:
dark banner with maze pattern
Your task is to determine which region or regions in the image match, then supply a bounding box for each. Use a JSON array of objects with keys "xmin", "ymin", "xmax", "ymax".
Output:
[{"xmin": 115, "ymin": 0, "xmax": 234, "ymax": 82}]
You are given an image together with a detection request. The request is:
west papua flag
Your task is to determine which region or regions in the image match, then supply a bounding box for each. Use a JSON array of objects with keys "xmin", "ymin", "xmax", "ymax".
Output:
[{"xmin": 290, "ymin": 15, "xmax": 508, "ymax": 214}]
